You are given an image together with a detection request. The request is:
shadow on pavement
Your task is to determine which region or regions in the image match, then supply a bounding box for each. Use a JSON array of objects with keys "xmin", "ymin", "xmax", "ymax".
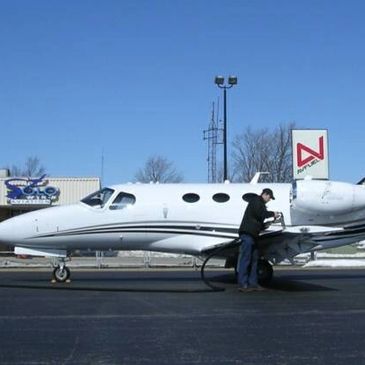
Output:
[{"xmin": 209, "ymin": 272, "xmax": 338, "ymax": 292}]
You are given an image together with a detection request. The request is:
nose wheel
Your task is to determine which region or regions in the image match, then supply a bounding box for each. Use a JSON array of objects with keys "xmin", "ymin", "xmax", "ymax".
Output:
[{"xmin": 52, "ymin": 260, "xmax": 71, "ymax": 283}]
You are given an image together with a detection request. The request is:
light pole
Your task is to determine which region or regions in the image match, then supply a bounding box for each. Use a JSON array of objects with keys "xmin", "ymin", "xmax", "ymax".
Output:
[{"xmin": 214, "ymin": 75, "xmax": 237, "ymax": 182}]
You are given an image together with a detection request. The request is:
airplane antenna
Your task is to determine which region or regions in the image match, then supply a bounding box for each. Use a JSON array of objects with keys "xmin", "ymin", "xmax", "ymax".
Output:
[{"xmin": 100, "ymin": 148, "xmax": 105, "ymax": 186}]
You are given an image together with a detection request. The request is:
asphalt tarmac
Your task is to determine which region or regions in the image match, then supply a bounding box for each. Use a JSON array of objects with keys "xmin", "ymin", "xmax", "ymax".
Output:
[{"xmin": 0, "ymin": 268, "xmax": 365, "ymax": 365}]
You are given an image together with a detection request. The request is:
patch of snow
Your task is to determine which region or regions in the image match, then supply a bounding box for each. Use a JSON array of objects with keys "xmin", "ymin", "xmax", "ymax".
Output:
[
  {"xmin": 315, "ymin": 252, "xmax": 365, "ymax": 258},
  {"xmin": 304, "ymin": 259, "xmax": 365, "ymax": 268}
]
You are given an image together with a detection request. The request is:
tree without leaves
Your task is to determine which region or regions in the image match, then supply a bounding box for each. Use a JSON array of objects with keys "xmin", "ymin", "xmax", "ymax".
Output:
[
  {"xmin": 135, "ymin": 155, "xmax": 183, "ymax": 183},
  {"xmin": 7, "ymin": 156, "xmax": 46, "ymax": 177},
  {"xmin": 270, "ymin": 123, "xmax": 294, "ymax": 182},
  {"xmin": 231, "ymin": 123, "xmax": 295, "ymax": 183}
]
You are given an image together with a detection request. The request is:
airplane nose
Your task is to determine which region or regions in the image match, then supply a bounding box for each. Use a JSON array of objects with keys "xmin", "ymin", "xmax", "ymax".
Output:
[
  {"xmin": 0, "ymin": 218, "xmax": 17, "ymax": 244},
  {"xmin": 0, "ymin": 215, "xmax": 32, "ymax": 245},
  {"xmin": 353, "ymin": 185, "xmax": 365, "ymax": 210}
]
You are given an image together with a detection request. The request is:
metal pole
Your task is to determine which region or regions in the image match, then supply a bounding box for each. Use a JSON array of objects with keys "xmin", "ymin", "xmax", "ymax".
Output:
[
  {"xmin": 223, "ymin": 87, "xmax": 227, "ymax": 181},
  {"xmin": 214, "ymin": 75, "xmax": 237, "ymax": 182}
]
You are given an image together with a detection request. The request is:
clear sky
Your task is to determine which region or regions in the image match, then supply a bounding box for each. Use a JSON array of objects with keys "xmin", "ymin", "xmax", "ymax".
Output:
[{"xmin": 1, "ymin": 0, "xmax": 364, "ymax": 185}]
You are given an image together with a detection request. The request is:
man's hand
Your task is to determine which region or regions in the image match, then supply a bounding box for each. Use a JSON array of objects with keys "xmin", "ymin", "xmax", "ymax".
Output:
[{"xmin": 274, "ymin": 211, "xmax": 281, "ymax": 219}]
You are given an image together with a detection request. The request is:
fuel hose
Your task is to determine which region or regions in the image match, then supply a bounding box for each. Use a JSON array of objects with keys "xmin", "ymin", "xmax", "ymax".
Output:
[
  {"xmin": 200, "ymin": 238, "xmax": 241, "ymax": 291},
  {"xmin": 200, "ymin": 214, "xmax": 285, "ymax": 291}
]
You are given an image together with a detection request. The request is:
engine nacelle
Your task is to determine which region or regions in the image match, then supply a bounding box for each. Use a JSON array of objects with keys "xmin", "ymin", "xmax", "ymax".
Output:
[{"xmin": 291, "ymin": 180, "xmax": 365, "ymax": 226}]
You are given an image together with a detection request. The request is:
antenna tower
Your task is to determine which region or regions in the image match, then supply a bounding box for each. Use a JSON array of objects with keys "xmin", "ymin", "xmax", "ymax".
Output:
[{"xmin": 203, "ymin": 101, "xmax": 223, "ymax": 183}]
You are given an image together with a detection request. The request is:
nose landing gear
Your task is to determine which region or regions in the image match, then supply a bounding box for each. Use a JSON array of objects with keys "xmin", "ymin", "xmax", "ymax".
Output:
[{"xmin": 52, "ymin": 258, "xmax": 71, "ymax": 283}]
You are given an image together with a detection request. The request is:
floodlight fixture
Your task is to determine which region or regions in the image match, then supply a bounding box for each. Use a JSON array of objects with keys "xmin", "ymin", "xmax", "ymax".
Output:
[
  {"xmin": 215, "ymin": 76, "xmax": 224, "ymax": 85},
  {"xmin": 228, "ymin": 76, "xmax": 238, "ymax": 85}
]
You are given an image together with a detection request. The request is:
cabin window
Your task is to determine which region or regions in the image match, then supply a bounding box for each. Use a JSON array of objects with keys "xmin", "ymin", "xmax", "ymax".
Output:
[
  {"xmin": 110, "ymin": 192, "xmax": 136, "ymax": 210},
  {"xmin": 182, "ymin": 193, "xmax": 200, "ymax": 203},
  {"xmin": 81, "ymin": 188, "xmax": 115, "ymax": 207},
  {"xmin": 213, "ymin": 193, "xmax": 230, "ymax": 203},
  {"xmin": 242, "ymin": 193, "xmax": 257, "ymax": 202}
]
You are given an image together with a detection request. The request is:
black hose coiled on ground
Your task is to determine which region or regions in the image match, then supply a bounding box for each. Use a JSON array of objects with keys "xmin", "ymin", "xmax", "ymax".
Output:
[{"xmin": 200, "ymin": 238, "xmax": 241, "ymax": 291}]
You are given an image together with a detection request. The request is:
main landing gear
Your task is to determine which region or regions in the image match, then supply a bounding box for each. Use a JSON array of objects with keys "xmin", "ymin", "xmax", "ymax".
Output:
[
  {"xmin": 257, "ymin": 259, "xmax": 273, "ymax": 285},
  {"xmin": 225, "ymin": 255, "xmax": 274, "ymax": 285},
  {"xmin": 52, "ymin": 258, "xmax": 71, "ymax": 283},
  {"xmin": 203, "ymin": 240, "xmax": 275, "ymax": 290}
]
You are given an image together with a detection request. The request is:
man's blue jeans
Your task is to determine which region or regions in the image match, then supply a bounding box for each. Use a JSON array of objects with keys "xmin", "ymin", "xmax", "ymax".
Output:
[{"xmin": 237, "ymin": 234, "xmax": 259, "ymax": 288}]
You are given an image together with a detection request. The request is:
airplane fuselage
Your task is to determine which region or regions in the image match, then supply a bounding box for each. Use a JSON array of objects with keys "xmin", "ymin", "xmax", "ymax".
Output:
[{"xmin": 0, "ymin": 180, "xmax": 365, "ymax": 258}]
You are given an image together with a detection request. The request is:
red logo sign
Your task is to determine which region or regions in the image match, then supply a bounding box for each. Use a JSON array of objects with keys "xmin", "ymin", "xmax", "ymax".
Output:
[{"xmin": 296, "ymin": 136, "xmax": 324, "ymax": 168}]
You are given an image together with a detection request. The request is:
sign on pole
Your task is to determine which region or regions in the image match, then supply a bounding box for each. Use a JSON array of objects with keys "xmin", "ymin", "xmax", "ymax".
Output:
[{"xmin": 292, "ymin": 129, "xmax": 329, "ymax": 180}]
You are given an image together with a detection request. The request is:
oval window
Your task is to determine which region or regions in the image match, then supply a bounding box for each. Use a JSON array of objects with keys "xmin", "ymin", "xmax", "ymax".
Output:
[
  {"xmin": 242, "ymin": 193, "xmax": 257, "ymax": 202},
  {"xmin": 213, "ymin": 193, "xmax": 230, "ymax": 203},
  {"xmin": 182, "ymin": 193, "xmax": 200, "ymax": 203}
]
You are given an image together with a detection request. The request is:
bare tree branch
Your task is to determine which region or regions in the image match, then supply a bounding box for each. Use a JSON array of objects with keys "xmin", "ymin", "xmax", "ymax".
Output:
[
  {"xmin": 135, "ymin": 155, "xmax": 183, "ymax": 183},
  {"xmin": 231, "ymin": 123, "xmax": 295, "ymax": 183},
  {"xmin": 7, "ymin": 156, "xmax": 46, "ymax": 177}
]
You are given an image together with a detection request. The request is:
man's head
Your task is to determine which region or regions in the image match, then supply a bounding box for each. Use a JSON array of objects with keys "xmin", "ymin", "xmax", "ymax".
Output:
[{"xmin": 261, "ymin": 188, "xmax": 275, "ymax": 203}]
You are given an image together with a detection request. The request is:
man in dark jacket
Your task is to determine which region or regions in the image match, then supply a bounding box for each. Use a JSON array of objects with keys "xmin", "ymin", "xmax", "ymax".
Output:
[{"xmin": 237, "ymin": 188, "xmax": 279, "ymax": 292}]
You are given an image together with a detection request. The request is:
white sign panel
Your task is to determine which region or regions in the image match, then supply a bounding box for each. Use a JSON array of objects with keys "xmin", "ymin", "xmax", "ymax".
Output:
[
  {"xmin": 9, "ymin": 198, "xmax": 51, "ymax": 205},
  {"xmin": 292, "ymin": 129, "xmax": 329, "ymax": 180}
]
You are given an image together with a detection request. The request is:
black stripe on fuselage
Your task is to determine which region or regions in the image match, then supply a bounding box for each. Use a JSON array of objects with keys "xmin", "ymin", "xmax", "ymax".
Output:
[{"xmin": 30, "ymin": 222, "xmax": 239, "ymax": 240}]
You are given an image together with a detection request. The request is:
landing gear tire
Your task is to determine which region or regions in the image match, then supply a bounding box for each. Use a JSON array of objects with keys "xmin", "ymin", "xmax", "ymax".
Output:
[
  {"xmin": 53, "ymin": 266, "xmax": 71, "ymax": 283},
  {"xmin": 258, "ymin": 260, "xmax": 273, "ymax": 285}
]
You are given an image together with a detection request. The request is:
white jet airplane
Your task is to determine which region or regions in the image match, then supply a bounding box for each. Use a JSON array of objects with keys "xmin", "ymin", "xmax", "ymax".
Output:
[{"xmin": 1, "ymin": 177, "xmax": 365, "ymax": 283}]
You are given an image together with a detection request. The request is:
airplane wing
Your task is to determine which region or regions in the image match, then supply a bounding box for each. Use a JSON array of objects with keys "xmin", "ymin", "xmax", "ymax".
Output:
[
  {"xmin": 200, "ymin": 222, "xmax": 365, "ymax": 265},
  {"xmin": 260, "ymin": 222, "xmax": 365, "ymax": 263}
]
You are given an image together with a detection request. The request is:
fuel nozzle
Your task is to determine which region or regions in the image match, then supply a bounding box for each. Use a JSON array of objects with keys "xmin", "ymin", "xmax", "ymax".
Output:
[{"xmin": 274, "ymin": 212, "xmax": 286, "ymax": 228}]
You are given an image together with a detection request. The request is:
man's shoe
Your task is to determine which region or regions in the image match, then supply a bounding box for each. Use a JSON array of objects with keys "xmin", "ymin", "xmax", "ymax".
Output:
[
  {"xmin": 238, "ymin": 286, "xmax": 254, "ymax": 293},
  {"xmin": 250, "ymin": 285, "xmax": 266, "ymax": 291}
]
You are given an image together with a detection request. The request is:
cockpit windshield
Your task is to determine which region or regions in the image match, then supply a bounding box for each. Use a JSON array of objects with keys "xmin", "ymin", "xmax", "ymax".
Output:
[{"xmin": 81, "ymin": 188, "xmax": 115, "ymax": 207}]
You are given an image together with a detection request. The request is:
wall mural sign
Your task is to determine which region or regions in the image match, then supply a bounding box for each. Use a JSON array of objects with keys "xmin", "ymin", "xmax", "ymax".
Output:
[{"xmin": 5, "ymin": 174, "xmax": 60, "ymax": 205}]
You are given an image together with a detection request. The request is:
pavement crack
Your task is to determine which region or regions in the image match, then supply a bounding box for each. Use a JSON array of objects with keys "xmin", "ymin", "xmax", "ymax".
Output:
[{"xmin": 61, "ymin": 335, "xmax": 80, "ymax": 365}]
